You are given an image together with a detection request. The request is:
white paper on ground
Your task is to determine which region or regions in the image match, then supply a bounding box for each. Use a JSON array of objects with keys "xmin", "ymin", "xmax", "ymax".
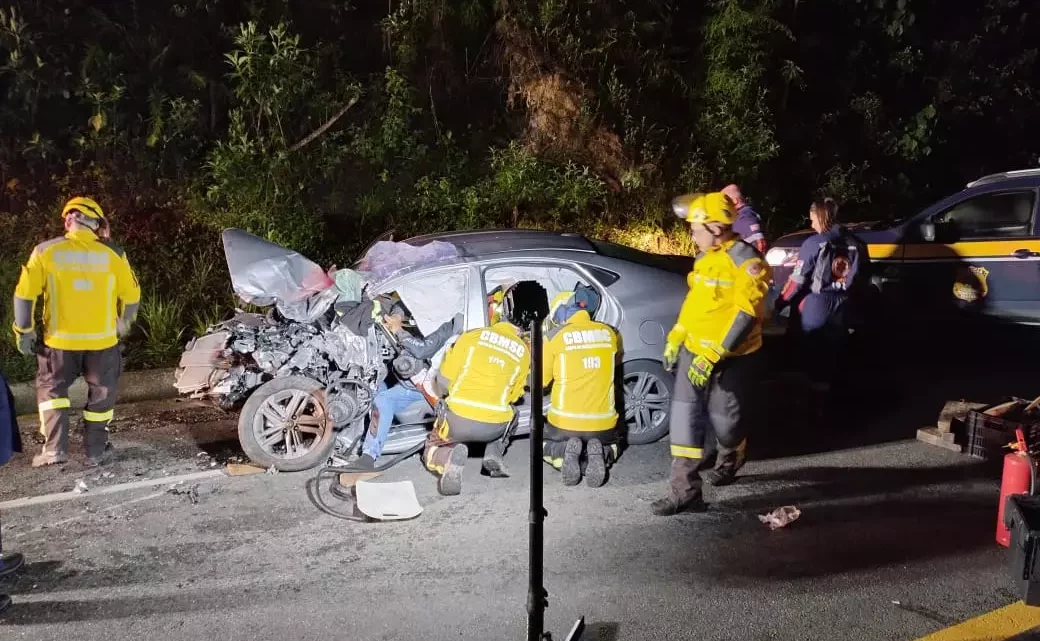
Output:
[{"xmin": 355, "ymin": 480, "xmax": 424, "ymax": 521}]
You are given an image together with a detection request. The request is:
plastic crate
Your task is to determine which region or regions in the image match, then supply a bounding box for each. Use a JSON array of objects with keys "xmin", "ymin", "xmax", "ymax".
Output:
[
  {"xmin": 1004, "ymin": 494, "xmax": 1040, "ymax": 606},
  {"xmin": 965, "ymin": 404, "xmax": 1039, "ymax": 460}
]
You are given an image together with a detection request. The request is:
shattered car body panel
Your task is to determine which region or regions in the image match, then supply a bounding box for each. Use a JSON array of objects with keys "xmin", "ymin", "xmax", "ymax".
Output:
[
  {"xmin": 174, "ymin": 312, "xmax": 390, "ymax": 418},
  {"xmin": 173, "ymin": 229, "xmax": 463, "ymax": 463},
  {"xmin": 222, "ymin": 228, "xmax": 337, "ymax": 323}
]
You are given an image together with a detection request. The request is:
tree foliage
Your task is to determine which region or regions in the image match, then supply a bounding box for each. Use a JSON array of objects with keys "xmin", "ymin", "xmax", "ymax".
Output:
[{"xmin": 0, "ymin": 0, "xmax": 1037, "ymax": 373}]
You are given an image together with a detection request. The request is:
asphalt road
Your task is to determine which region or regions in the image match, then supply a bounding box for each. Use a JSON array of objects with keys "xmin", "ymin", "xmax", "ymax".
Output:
[
  {"xmin": 4, "ymin": 329, "xmax": 1040, "ymax": 640},
  {"xmin": 0, "ymin": 432, "xmax": 1020, "ymax": 641}
]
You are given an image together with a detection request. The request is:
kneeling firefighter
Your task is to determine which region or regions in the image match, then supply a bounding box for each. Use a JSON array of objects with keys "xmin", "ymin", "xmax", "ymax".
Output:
[
  {"xmin": 654, "ymin": 191, "xmax": 771, "ymax": 516},
  {"xmin": 541, "ymin": 284, "xmax": 620, "ymax": 487},
  {"xmin": 422, "ymin": 281, "xmax": 539, "ymax": 496}
]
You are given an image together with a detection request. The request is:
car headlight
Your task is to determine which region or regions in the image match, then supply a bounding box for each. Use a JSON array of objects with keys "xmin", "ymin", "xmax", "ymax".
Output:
[{"xmin": 765, "ymin": 247, "xmax": 796, "ymax": 267}]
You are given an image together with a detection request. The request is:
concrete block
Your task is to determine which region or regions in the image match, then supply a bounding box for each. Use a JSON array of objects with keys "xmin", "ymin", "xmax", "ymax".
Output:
[
  {"xmin": 917, "ymin": 427, "xmax": 963, "ymax": 453},
  {"xmin": 9, "ymin": 367, "xmax": 178, "ymax": 415}
]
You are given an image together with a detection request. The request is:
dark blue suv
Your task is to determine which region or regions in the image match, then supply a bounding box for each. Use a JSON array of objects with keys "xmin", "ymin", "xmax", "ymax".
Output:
[{"xmin": 765, "ymin": 169, "xmax": 1040, "ymax": 325}]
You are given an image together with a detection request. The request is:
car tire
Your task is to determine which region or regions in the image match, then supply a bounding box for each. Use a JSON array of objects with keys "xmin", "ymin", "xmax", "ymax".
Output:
[
  {"xmin": 238, "ymin": 376, "xmax": 336, "ymax": 472},
  {"xmin": 621, "ymin": 359, "xmax": 673, "ymax": 445}
]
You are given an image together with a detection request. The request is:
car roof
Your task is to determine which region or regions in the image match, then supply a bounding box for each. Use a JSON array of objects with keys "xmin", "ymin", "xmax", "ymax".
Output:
[
  {"xmin": 773, "ymin": 168, "xmax": 1040, "ymax": 248},
  {"xmin": 965, "ymin": 168, "xmax": 1040, "ymax": 189},
  {"xmin": 402, "ymin": 229, "xmax": 596, "ymax": 257}
]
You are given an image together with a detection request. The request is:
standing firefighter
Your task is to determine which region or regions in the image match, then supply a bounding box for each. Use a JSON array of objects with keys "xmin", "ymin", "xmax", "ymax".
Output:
[
  {"xmin": 12, "ymin": 197, "xmax": 141, "ymax": 467},
  {"xmin": 654, "ymin": 192, "xmax": 771, "ymax": 516},
  {"xmin": 423, "ymin": 281, "xmax": 539, "ymax": 496},
  {"xmin": 541, "ymin": 284, "xmax": 620, "ymax": 488}
]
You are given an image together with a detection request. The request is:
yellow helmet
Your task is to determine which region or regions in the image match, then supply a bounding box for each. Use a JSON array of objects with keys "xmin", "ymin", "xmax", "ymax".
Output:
[
  {"xmin": 672, "ymin": 191, "xmax": 736, "ymax": 226},
  {"xmin": 61, "ymin": 196, "xmax": 105, "ymax": 220}
]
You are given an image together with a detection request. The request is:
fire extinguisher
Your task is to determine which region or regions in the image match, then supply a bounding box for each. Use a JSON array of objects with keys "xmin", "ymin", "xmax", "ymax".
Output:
[{"xmin": 997, "ymin": 428, "xmax": 1034, "ymax": 547}]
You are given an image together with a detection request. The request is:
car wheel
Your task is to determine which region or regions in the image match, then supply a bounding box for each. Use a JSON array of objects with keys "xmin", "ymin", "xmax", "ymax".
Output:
[
  {"xmin": 238, "ymin": 376, "xmax": 336, "ymax": 472},
  {"xmin": 621, "ymin": 360, "xmax": 672, "ymax": 445}
]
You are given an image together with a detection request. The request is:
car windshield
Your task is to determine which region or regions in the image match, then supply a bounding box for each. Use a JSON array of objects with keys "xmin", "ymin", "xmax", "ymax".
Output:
[{"xmin": 589, "ymin": 239, "xmax": 691, "ymax": 275}]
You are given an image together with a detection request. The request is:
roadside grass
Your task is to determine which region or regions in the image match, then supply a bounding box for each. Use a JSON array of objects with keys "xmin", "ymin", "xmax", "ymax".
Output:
[{"xmin": 135, "ymin": 288, "xmax": 187, "ymax": 368}]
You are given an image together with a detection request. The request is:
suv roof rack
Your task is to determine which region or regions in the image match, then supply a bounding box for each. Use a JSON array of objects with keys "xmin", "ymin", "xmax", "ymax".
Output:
[{"xmin": 966, "ymin": 168, "xmax": 1040, "ymax": 188}]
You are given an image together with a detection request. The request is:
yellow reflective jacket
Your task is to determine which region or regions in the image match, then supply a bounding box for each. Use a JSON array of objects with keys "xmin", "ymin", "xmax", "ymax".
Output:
[
  {"xmin": 14, "ymin": 229, "xmax": 141, "ymax": 351},
  {"xmin": 439, "ymin": 322, "xmax": 530, "ymax": 423},
  {"xmin": 666, "ymin": 238, "xmax": 771, "ymax": 358},
  {"xmin": 542, "ymin": 310, "xmax": 619, "ymax": 432}
]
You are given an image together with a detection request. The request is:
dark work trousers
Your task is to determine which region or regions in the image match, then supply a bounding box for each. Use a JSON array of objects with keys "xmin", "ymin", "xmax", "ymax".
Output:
[
  {"xmin": 798, "ymin": 291, "xmax": 853, "ymax": 390},
  {"xmin": 422, "ymin": 409, "xmax": 510, "ymax": 477},
  {"xmin": 542, "ymin": 422, "xmax": 619, "ymax": 468},
  {"xmin": 667, "ymin": 348, "xmax": 760, "ymax": 503},
  {"xmin": 36, "ymin": 346, "xmax": 121, "ymax": 459}
]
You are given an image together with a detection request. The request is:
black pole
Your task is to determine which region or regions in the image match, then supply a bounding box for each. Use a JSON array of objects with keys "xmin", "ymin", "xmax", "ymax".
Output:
[{"xmin": 527, "ymin": 318, "xmax": 546, "ymax": 641}]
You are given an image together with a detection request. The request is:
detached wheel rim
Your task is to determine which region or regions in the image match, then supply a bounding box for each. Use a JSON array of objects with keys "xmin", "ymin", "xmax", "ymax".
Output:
[
  {"xmin": 252, "ymin": 389, "xmax": 327, "ymax": 460},
  {"xmin": 623, "ymin": 370, "xmax": 669, "ymax": 437}
]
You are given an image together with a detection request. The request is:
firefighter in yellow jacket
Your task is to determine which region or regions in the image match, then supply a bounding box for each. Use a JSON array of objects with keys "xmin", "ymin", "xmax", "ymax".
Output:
[
  {"xmin": 423, "ymin": 281, "xmax": 537, "ymax": 496},
  {"xmin": 12, "ymin": 197, "xmax": 141, "ymax": 468},
  {"xmin": 652, "ymin": 191, "xmax": 771, "ymax": 516},
  {"xmin": 541, "ymin": 284, "xmax": 620, "ymax": 488}
]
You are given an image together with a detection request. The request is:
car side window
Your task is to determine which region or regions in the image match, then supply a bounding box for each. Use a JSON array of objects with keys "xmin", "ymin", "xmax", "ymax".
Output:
[
  {"xmin": 482, "ymin": 264, "xmax": 594, "ymax": 325},
  {"xmin": 936, "ymin": 191, "xmax": 1036, "ymax": 240}
]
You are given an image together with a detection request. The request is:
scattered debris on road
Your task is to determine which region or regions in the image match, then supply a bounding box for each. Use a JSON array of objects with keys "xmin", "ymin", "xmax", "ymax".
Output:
[
  {"xmin": 758, "ymin": 505, "xmax": 800, "ymax": 530},
  {"xmin": 72, "ymin": 479, "xmax": 88, "ymax": 494},
  {"xmin": 166, "ymin": 481, "xmax": 200, "ymax": 505}
]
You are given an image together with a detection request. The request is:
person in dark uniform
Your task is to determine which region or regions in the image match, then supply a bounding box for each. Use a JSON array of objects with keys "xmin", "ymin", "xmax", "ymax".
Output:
[
  {"xmin": 775, "ymin": 197, "xmax": 869, "ymax": 407},
  {"xmin": 0, "ymin": 370, "xmax": 25, "ymax": 614}
]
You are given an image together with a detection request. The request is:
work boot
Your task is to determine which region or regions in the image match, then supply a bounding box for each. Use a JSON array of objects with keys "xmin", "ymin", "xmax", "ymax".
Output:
[
  {"xmin": 481, "ymin": 441, "xmax": 510, "ymax": 478},
  {"xmin": 0, "ymin": 553, "xmax": 24, "ymax": 579},
  {"xmin": 0, "ymin": 594, "xmax": 10, "ymax": 616},
  {"xmin": 437, "ymin": 444, "xmax": 469, "ymax": 496},
  {"xmin": 560, "ymin": 438, "xmax": 583, "ymax": 486},
  {"xmin": 85, "ymin": 448, "xmax": 113, "ymax": 468},
  {"xmin": 703, "ymin": 467, "xmax": 735, "ymax": 486},
  {"xmin": 31, "ymin": 452, "xmax": 68, "ymax": 468},
  {"xmin": 585, "ymin": 439, "xmax": 607, "ymax": 488},
  {"xmin": 651, "ymin": 494, "xmax": 708, "ymax": 516},
  {"xmin": 705, "ymin": 442, "xmax": 746, "ymax": 487},
  {"xmin": 656, "ymin": 457, "xmax": 708, "ymax": 515}
]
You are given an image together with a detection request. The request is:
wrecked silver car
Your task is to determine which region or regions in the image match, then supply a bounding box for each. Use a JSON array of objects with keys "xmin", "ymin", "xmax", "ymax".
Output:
[{"xmin": 174, "ymin": 229, "xmax": 460, "ymax": 471}]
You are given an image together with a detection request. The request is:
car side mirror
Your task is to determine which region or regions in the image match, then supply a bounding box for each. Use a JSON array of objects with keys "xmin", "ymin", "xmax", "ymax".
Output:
[{"xmin": 920, "ymin": 222, "xmax": 936, "ymax": 242}]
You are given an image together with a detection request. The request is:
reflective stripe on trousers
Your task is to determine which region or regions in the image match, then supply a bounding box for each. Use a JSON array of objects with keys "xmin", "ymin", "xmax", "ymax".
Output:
[{"xmin": 36, "ymin": 346, "xmax": 121, "ymax": 458}]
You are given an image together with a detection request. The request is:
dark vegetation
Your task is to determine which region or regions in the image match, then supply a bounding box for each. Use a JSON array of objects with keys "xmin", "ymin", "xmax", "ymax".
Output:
[{"xmin": 0, "ymin": 0, "xmax": 1037, "ymax": 378}]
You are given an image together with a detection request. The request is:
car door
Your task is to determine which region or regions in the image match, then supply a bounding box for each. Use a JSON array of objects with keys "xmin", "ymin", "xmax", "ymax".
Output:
[
  {"xmin": 901, "ymin": 188, "xmax": 1040, "ymax": 322},
  {"xmin": 476, "ymin": 259, "xmax": 615, "ymax": 436},
  {"xmin": 378, "ymin": 264, "xmax": 476, "ymax": 337}
]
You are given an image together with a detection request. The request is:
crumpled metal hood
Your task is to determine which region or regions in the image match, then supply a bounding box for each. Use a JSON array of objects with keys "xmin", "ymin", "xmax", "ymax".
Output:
[{"xmin": 222, "ymin": 228, "xmax": 335, "ymax": 320}]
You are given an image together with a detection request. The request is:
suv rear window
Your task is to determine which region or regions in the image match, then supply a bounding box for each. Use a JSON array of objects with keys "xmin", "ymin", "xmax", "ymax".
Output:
[{"xmin": 589, "ymin": 240, "xmax": 692, "ymax": 276}]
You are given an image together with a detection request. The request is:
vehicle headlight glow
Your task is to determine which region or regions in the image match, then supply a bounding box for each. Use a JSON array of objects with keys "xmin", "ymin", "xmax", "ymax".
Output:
[{"xmin": 765, "ymin": 247, "xmax": 796, "ymax": 267}]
